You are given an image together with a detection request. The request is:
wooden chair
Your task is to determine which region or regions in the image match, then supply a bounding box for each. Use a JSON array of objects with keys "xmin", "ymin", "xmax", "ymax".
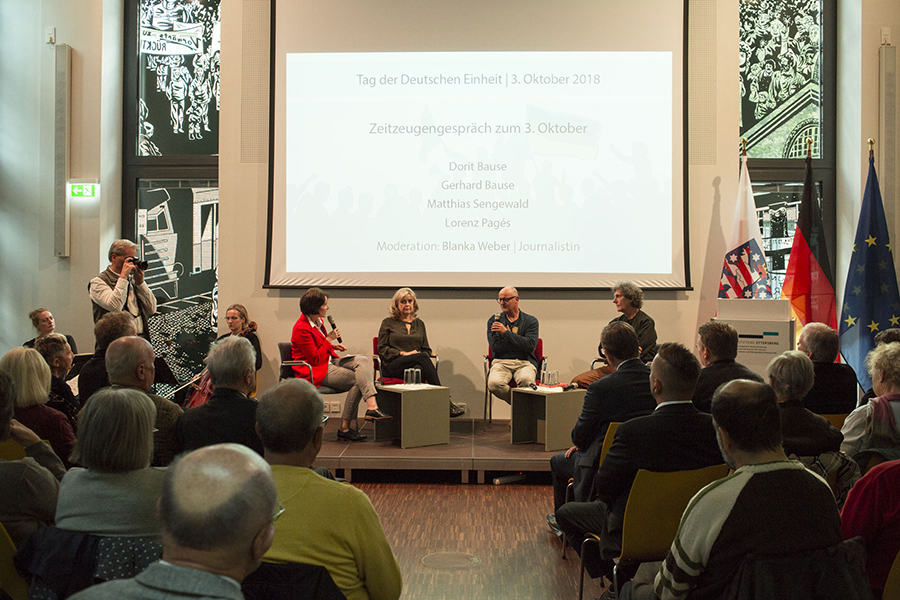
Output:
[
  {"xmin": 883, "ymin": 547, "xmax": 900, "ymax": 600},
  {"xmin": 483, "ymin": 338, "xmax": 547, "ymax": 428},
  {"xmin": 821, "ymin": 413, "xmax": 850, "ymax": 430},
  {"xmin": 577, "ymin": 463, "xmax": 730, "ymax": 599},
  {"xmin": 561, "ymin": 422, "xmax": 622, "ymax": 558},
  {"xmin": 0, "ymin": 439, "xmax": 26, "ymax": 461},
  {"xmin": 0, "ymin": 523, "xmax": 28, "ymax": 600}
]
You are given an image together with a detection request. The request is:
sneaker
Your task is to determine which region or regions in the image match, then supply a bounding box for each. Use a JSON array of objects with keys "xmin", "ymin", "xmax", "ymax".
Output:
[
  {"xmin": 450, "ymin": 402, "xmax": 465, "ymax": 418},
  {"xmin": 365, "ymin": 408, "xmax": 392, "ymax": 420},
  {"xmin": 337, "ymin": 428, "xmax": 367, "ymax": 441}
]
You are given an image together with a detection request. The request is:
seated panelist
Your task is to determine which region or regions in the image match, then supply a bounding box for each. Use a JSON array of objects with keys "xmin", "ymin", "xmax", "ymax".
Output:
[
  {"xmin": 291, "ymin": 288, "xmax": 390, "ymax": 442},
  {"xmin": 378, "ymin": 287, "xmax": 464, "ymax": 418}
]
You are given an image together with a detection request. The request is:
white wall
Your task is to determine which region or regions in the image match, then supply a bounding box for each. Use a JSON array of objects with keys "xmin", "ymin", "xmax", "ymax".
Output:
[
  {"xmin": 2, "ymin": 0, "xmax": 897, "ymax": 418},
  {"xmin": 0, "ymin": 0, "xmax": 122, "ymax": 355}
]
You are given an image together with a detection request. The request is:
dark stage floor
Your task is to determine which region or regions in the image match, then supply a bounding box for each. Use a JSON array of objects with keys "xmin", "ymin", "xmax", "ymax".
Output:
[{"xmin": 316, "ymin": 419, "xmax": 558, "ymax": 484}]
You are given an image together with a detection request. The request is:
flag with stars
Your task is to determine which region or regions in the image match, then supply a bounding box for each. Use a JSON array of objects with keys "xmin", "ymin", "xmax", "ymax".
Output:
[
  {"xmin": 781, "ymin": 154, "xmax": 837, "ymax": 330},
  {"xmin": 718, "ymin": 154, "xmax": 772, "ymax": 299},
  {"xmin": 839, "ymin": 153, "xmax": 900, "ymax": 390}
]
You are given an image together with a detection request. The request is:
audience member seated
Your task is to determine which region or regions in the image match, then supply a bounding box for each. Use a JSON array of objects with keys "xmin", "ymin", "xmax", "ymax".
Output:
[
  {"xmin": 379, "ymin": 287, "xmax": 463, "ymax": 418},
  {"xmin": 0, "ymin": 371, "xmax": 66, "ymax": 546},
  {"xmin": 292, "ymin": 287, "xmax": 389, "ymax": 443},
  {"xmin": 798, "ymin": 322, "xmax": 860, "ymax": 414},
  {"xmin": 69, "ymin": 444, "xmax": 278, "ymax": 600},
  {"xmin": 35, "ymin": 333, "xmax": 81, "ymax": 430},
  {"xmin": 24, "ymin": 307, "xmax": 77, "ymax": 353},
  {"xmin": 766, "ymin": 350, "xmax": 842, "ymax": 456},
  {"xmin": 555, "ymin": 343, "xmax": 722, "ymax": 582},
  {"xmin": 691, "ymin": 320, "xmax": 762, "ymax": 412},
  {"xmin": 860, "ymin": 328, "xmax": 900, "ymax": 405},
  {"xmin": 176, "ymin": 336, "xmax": 264, "ymax": 455},
  {"xmin": 625, "ymin": 380, "xmax": 843, "ymax": 600},
  {"xmin": 842, "ymin": 342, "xmax": 900, "ymax": 458},
  {"xmin": 55, "ymin": 387, "xmax": 164, "ymax": 539},
  {"xmin": 219, "ymin": 303, "xmax": 263, "ymax": 371},
  {"xmin": 841, "ymin": 458, "xmax": 900, "ymax": 599},
  {"xmin": 0, "ymin": 347, "xmax": 76, "ymax": 467},
  {"xmin": 547, "ymin": 322, "xmax": 654, "ymax": 539},
  {"xmin": 257, "ymin": 379, "xmax": 403, "ymax": 600},
  {"xmin": 106, "ymin": 336, "xmax": 183, "ymax": 466},
  {"xmin": 571, "ymin": 281, "xmax": 657, "ymax": 389},
  {"xmin": 78, "ymin": 311, "xmax": 136, "ymax": 403}
]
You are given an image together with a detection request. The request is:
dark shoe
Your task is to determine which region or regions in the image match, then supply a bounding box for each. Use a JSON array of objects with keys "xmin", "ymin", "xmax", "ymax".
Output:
[
  {"xmin": 337, "ymin": 428, "xmax": 367, "ymax": 441},
  {"xmin": 546, "ymin": 513, "xmax": 562, "ymax": 537},
  {"xmin": 365, "ymin": 408, "xmax": 392, "ymax": 420},
  {"xmin": 450, "ymin": 402, "xmax": 465, "ymax": 418}
]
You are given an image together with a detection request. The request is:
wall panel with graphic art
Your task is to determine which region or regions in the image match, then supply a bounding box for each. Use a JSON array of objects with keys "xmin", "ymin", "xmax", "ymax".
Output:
[
  {"xmin": 138, "ymin": 181, "xmax": 219, "ymax": 396},
  {"xmin": 137, "ymin": 0, "xmax": 221, "ymax": 157},
  {"xmin": 124, "ymin": 0, "xmax": 221, "ymax": 399}
]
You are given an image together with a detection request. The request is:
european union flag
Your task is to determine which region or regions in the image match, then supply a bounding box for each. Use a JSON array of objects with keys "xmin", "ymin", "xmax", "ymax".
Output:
[{"xmin": 839, "ymin": 153, "xmax": 900, "ymax": 390}]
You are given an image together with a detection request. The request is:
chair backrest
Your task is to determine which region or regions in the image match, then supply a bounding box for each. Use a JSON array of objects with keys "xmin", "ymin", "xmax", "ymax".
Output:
[
  {"xmin": 598, "ymin": 422, "xmax": 622, "ymax": 466},
  {"xmin": 243, "ymin": 561, "xmax": 346, "ymax": 600},
  {"xmin": 278, "ymin": 342, "xmax": 294, "ymax": 380},
  {"xmin": 372, "ymin": 336, "xmax": 379, "ymax": 356},
  {"xmin": 722, "ymin": 536, "xmax": 874, "ymax": 600},
  {"xmin": 0, "ymin": 523, "xmax": 28, "ymax": 600},
  {"xmin": 821, "ymin": 413, "xmax": 850, "ymax": 430},
  {"xmin": 618, "ymin": 464, "xmax": 730, "ymax": 562},
  {"xmin": 883, "ymin": 547, "xmax": 900, "ymax": 600},
  {"xmin": 0, "ymin": 440, "xmax": 26, "ymax": 461}
]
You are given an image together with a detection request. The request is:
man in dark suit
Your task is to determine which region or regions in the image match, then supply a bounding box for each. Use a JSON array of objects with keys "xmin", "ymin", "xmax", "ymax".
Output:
[
  {"xmin": 556, "ymin": 342, "xmax": 723, "ymax": 580},
  {"xmin": 797, "ymin": 322, "xmax": 859, "ymax": 414},
  {"xmin": 547, "ymin": 322, "xmax": 655, "ymax": 537},
  {"xmin": 692, "ymin": 320, "xmax": 762, "ymax": 413},
  {"xmin": 176, "ymin": 336, "xmax": 264, "ymax": 455}
]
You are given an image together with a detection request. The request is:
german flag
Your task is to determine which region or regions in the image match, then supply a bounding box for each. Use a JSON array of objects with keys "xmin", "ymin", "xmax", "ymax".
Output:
[{"xmin": 781, "ymin": 154, "xmax": 837, "ymax": 330}]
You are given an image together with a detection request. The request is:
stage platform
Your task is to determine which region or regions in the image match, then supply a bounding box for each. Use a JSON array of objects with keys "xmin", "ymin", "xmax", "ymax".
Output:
[{"xmin": 317, "ymin": 418, "xmax": 557, "ymax": 484}]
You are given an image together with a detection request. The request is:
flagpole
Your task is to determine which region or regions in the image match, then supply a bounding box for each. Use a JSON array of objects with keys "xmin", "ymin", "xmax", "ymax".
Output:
[
  {"xmin": 868, "ymin": 137, "xmax": 874, "ymax": 158},
  {"xmin": 806, "ymin": 138, "xmax": 812, "ymax": 159},
  {"xmin": 741, "ymin": 137, "xmax": 747, "ymax": 157}
]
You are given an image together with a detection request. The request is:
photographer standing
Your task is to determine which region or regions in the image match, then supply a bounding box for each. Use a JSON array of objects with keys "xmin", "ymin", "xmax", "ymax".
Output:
[{"xmin": 88, "ymin": 239, "xmax": 157, "ymax": 341}]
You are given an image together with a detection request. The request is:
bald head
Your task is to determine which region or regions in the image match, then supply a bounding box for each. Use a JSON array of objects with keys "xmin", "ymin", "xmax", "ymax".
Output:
[
  {"xmin": 500, "ymin": 286, "xmax": 518, "ymax": 297},
  {"xmin": 106, "ymin": 336, "xmax": 155, "ymax": 391},
  {"xmin": 160, "ymin": 443, "xmax": 277, "ymax": 553}
]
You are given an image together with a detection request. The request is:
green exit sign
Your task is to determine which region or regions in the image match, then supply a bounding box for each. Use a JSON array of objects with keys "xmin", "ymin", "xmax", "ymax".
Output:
[{"xmin": 69, "ymin": 183, "xmax": 98, "ymax": 198}]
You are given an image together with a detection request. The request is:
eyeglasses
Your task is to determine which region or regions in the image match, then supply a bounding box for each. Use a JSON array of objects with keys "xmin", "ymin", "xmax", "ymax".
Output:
[
  {"xmin": 497, "ymin": 296, "xmax": 519, "ymax": 304},
  {"xmin": 322, "ymin": 415, "xmax": 329, "ymax": 424},
  {"xmin": 272, "ymin": 501, "xmax": 286, "ymax": 522}
]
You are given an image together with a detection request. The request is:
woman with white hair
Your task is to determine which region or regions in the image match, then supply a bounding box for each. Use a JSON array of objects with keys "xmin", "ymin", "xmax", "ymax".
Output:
[
  {"xmin": 766, "ymin": 350, "xmax": 842, "ymax": 456},
  {"xmin": 55, "ymin": 387, "xmax": 163, "ymax": 539},
  {"xmin": 378, "ymin": 287, "xmax": 464, "ymax": 418},
  {"xmin": 841, "ymin": 342, "xmax": 900, "ymax": 457},
  {"xmin": 0, "ymin": 347, "xmax": 76, "ymax": 466}
]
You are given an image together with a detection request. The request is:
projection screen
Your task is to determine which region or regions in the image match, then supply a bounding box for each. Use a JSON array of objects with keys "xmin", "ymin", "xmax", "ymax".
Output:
[{"xmin": 267, "ymin": 0, "xmax": 689, "ymax": 289}]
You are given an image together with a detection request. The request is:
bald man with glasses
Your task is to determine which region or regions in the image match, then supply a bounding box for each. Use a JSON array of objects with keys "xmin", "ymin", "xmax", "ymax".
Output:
[{"xmin": 487, "ymin": 286, "xmax": 540, "ymax": 402}]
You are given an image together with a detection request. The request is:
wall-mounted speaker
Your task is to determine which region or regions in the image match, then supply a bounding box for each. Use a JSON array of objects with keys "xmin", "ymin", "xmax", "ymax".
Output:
[{"xmin": 54, "ymin": 43, "xmax": 71, "ymax": 257}]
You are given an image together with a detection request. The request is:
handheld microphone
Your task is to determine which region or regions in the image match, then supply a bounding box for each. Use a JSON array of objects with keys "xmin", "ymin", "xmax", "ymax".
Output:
[
  {"xmin": 326, "ymin": 315, "xmax": 342, "ymax": 343},
  {"xmin": 528, "ymin": 383, "xmax": 539, "ymax": 390},
  {"xmin": 492, "ymin": 311, "xmax": 502, "ymax": 339},
  {"xmin": 561, "ymin": 383, "xmax": 577, "ymax": 392}
]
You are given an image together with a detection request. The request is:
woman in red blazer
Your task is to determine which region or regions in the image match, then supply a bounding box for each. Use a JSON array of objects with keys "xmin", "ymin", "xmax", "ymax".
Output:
[{"xmin": 291, "ymin": 288, "xmax": 390, "ymax": 441}]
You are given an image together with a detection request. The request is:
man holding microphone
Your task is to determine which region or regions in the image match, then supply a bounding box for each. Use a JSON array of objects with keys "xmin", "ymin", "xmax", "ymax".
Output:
[{"xmin": 486, "ymin": 286, "xmax": 539, "ymax": 403}]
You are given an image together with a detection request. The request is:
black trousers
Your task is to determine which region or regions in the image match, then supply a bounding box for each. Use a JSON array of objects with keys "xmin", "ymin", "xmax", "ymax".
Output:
[{"xmin": 381, "ymin": 352, "xmax": 441, "ymax": 386}]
